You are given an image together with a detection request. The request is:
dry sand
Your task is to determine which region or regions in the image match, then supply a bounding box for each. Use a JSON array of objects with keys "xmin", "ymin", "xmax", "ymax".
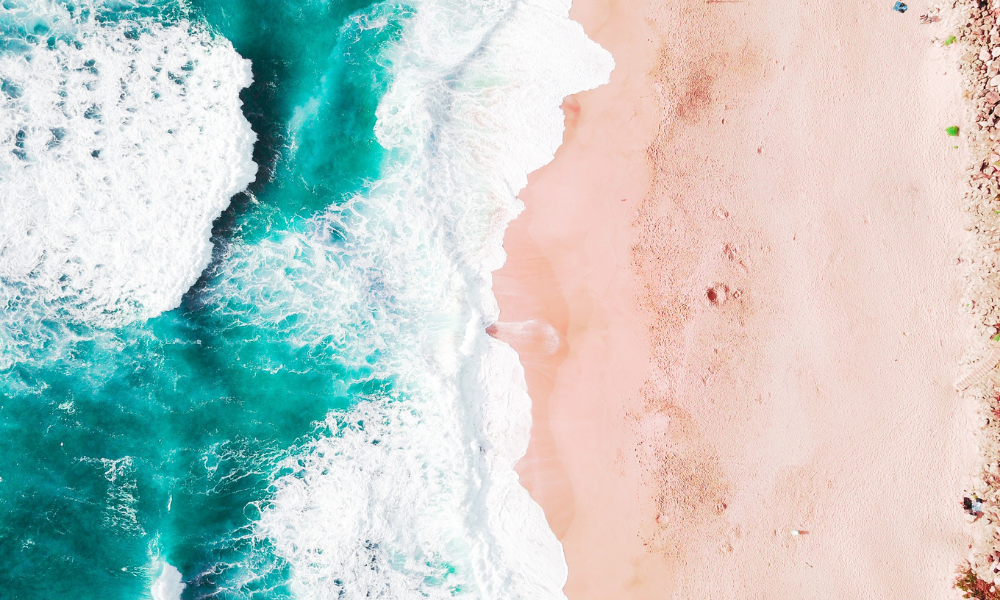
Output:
[{"xmin": 494, "ymin": 0, "xmax": 981, "ymax": 597}]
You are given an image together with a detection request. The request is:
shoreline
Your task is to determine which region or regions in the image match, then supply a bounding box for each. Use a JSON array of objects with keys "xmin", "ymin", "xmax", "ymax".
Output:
[
  {"xmin": 496, "ymin": 0, "xmax": 979, "ymax": 596},
  {"xmin": 491, "ymin": 0, "xmax": 671, "ymax": 593}
]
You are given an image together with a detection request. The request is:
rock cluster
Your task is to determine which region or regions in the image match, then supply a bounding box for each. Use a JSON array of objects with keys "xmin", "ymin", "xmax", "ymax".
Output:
[{"xmin": 954, "ymin": 0, "xmax": 1000, "ymax": 591}]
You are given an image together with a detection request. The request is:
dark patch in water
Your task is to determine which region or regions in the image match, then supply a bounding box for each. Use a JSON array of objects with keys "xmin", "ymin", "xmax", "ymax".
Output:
[
  {"xmin": 46, "ymin": 127, "xmax": 66, "ymax": 149},
  {"xmin": 1, "ymin": 79, "xmax": 22, "ymax": 98},
  {"xmin": 189, "ymin": 0, "xmax": 410, "ymax": 301}
]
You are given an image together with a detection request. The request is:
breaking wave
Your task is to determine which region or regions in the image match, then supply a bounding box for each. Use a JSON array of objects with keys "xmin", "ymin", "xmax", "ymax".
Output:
[{"xmin": 0, "ymin": 6, "xmax": 256, "ymax": 329}]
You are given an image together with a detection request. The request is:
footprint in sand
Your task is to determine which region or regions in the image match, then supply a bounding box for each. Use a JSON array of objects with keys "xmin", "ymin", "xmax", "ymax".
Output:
[{"xmin": 955, "ymin": 345, "xmax": 1000, "ymax": 391}]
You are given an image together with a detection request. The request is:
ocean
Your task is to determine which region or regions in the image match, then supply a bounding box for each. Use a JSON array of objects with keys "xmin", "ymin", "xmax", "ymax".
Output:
[{"xmin": 0, "ymin": 0, "xmax": 611, "ymax": 598}]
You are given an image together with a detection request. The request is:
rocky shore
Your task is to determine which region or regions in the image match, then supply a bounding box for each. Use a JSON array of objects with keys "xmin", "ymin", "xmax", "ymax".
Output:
[{"xmin": 953, "ymin": 0, "xmax": 1000, "ymax": 595}]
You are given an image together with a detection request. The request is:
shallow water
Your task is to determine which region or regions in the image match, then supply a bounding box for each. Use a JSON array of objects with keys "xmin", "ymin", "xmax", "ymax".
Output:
[{"xmin": 0, "ymin": 1, "xmax": 611, "ymax": 598}]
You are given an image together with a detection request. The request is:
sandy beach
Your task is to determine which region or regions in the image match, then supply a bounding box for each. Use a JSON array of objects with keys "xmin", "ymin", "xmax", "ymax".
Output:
[
  {"xmin": 494, "ymin": 0, "xmax": 980, "ymax": 596},
  {"xmin": 491, "ymin": 0, "xmax": 668, "ymax": 591}
]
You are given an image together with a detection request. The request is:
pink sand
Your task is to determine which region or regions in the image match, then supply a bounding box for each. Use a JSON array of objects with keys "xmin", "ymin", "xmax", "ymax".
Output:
[{"xmin": 494, "ymin": 0, "xmax": 980, "ymax": 596}]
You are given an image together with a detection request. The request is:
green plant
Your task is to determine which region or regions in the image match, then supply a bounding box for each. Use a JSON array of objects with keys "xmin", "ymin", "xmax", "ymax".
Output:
[{"xmin": 956, "ymin": 563, "xmax": 1000, "ymax": 599}]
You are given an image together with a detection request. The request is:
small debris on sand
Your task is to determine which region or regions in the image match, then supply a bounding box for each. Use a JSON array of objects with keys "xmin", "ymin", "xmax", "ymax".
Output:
[{"xmin": 706, "ymin": 284, "xmax": 728, "ymax": 306}]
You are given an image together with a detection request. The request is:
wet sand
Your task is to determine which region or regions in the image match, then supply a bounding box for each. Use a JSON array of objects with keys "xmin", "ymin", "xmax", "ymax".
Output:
[
  {"xmin": 495, "ymin": 0, "xmax": 978, "ymax": 597},
  {"xmin": 491, "ymin": 0, "xmax": 669, "ymax": 593}
]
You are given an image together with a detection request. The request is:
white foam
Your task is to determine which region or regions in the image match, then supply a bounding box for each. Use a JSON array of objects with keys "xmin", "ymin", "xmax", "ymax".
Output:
[
  {"xmin": 251, "ymin": 0, "xmax": 613, "ymax": 597},
  {"xmin": 490, "ymin": 320, "xmax": 562, "ymax": 355},
  {"xmin": 150, "ymin": 561, "xmax": 186, "ymax": 600},
  {"xmin": 98, "ymin": 456, "xmax": 143, "ymax": 536},
  {"xmin": 0, "ymin": 7, "xmax": 256, "ymax": 327}
]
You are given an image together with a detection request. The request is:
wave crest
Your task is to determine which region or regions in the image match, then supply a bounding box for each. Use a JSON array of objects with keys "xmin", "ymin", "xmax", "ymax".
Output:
[{"xmin": 252, "ymin": 0, "xmax": 613, "ymax": 597}]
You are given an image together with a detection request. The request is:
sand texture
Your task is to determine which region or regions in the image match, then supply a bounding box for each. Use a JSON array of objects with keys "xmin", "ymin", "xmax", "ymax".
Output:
[
  {"xmin": 494, "ymin": 0, "xmax": 985, "ymax": 597},
  {"xmin": 634, "ymin": 0, "xmax": 981, "ymax": 595}
]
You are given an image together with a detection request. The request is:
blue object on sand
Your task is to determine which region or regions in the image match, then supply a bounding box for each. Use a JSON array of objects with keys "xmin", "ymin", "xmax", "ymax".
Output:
[{"xmin": 893, "ymin": 1, "xmax": 908, "ymax": 12}]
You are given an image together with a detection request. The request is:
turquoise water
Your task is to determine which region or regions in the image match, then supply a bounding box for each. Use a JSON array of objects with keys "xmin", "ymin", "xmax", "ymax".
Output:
[
  {"xmin": 2, "ymin": 1, "xmax": 395, "ymax": 597},
  {"xmin": 0, "ymin": 1, "xmax": 612, "ymax": 598}
]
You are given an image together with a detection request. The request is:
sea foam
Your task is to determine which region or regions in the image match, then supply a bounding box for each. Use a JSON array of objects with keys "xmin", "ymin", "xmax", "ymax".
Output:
[
  {"xmin": 250, "ymin": 0, "xmax": 613, "ymax": 597},
  {"xmin": 150, "ymin": 561, "xmax": 186, "ymax": 600},
  {"xmin": 0, "ymin": 7, "xmax": 256, "ymax": 327}
]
